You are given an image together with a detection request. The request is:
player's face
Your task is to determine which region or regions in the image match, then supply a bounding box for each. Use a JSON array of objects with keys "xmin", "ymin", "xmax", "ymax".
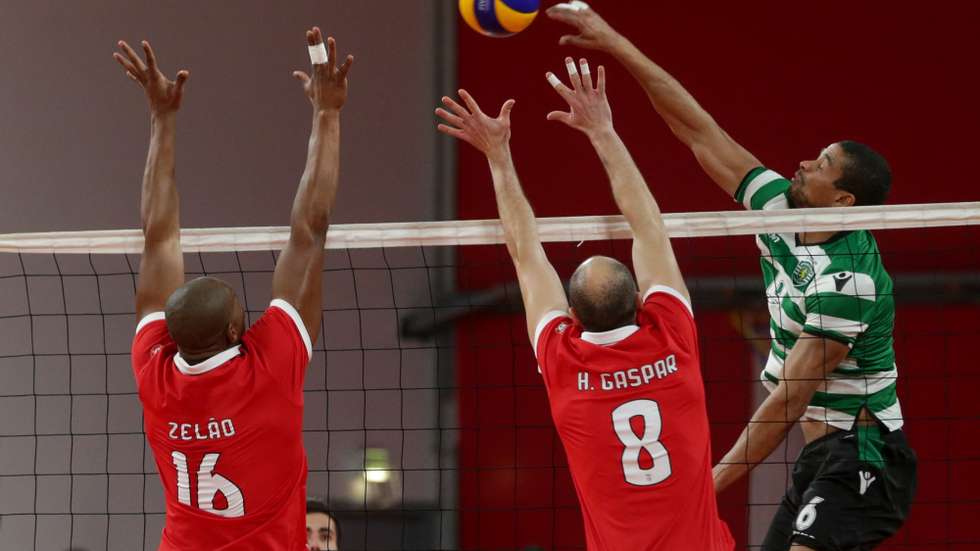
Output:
[
  {"xmin": 306, "ymin": 512, "xmax": 338, "ymax": 550},
  {"xmin": 789, "ymin": 143, "xmax": 853, "ymax": 208}
]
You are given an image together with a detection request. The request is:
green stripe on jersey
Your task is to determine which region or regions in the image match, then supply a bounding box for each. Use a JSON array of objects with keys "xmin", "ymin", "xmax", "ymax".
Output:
[{"xmin": 740, "ymin": 167, "xmax": 903, "ymax": 430}]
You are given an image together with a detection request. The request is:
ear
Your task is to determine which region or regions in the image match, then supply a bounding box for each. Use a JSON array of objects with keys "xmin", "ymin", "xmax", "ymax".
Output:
[
  {"xmin": 568, "ymin": 307, "xmax": 580, "ymax": 325},
  {"xmin": 837, "ymin": 191, "xmax": 856, "ymax": 207},
  {"xmin": 226, "ymin": 322, "xmax": 240, "ymax": 345}
]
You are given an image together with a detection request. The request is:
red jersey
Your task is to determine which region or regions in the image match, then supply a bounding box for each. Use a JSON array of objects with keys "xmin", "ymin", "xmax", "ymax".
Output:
[
  {"xmin": 132, "ymin": 300, "xmax": 313, "ymax": 551},
  {"xmin": 535, "ymin": 286, "xmax": 733, "ymax": 551}
]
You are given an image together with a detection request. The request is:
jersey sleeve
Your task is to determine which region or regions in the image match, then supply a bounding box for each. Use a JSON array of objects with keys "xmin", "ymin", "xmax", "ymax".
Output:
[
  {"xmin": 533, "ymin": 310, "xmax": 572, "ymax": 385},
  {"xmin": 734, "ymin": 167, "xmax": 792, "ymax": 211},
  {"xmin": 803, "ymin": 271, "xmax": 878, "ymax": 346},
  {"xmin": 244, "ymin": 299, "xmax": 313, "ymax": 396},
  {"xmin": 131, "ymin": 312, "xmax": 172, "ymax": 380},
  {"xmin": 638, "ymin": 285, "xmax": 697, "ymax": 349}
]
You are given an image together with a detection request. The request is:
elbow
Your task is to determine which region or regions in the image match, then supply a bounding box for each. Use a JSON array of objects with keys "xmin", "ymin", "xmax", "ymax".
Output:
[
  {"xmin": 291, "ymin": 207, "xmax": 330, "ymax": 238},
  {"xmin": 783, "ymin": 392, "xmax": 811, "ymax": 421}
]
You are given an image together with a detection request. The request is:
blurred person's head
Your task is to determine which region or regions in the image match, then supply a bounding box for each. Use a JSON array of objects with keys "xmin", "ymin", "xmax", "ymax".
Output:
[
  {"xmin": 569, "ymin": 256, "xmax": 640, "ymax": 332},
  {"xmin": 789, "ymin": 141, "xmax": 891, "ymax": 209},
  {"xmin": 306, "ymin": 500, "xmax": 340, "ymax": 550},
  {"xmin": 165, "ymin": 276, "xmax": 246, "ymax": 361}
]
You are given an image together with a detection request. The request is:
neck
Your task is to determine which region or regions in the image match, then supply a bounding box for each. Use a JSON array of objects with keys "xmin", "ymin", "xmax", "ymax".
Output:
[
  {"xmin": 179, "ymin": 343, "xmax": 234, "ymax": 364},
  {"xmin": 796, "ymin": 230, "xmax": 840, "ymax": 245}
]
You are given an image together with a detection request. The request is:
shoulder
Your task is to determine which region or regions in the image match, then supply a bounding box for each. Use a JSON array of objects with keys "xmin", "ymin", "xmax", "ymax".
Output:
[
  {"xmin": 245, "ymin": 300, "xmax": 313, "ymax": 360},
  {"xmin": 134, "ymin": 312, "xmax": 171, "ymax": 350},
  {"xmin": 734, "ymin": 167, "xmax": 791, "ymax": 210},
  {"xmin": 642, "ymin": 285, "xmax": 693, "ymax": 317},
  {"xmin": 812, "ymin": 233, "xmax": 890, "ymax": 298},
  {"xmin": 533, "ymin": 310, "xmax": 573, "ymax": 357}
]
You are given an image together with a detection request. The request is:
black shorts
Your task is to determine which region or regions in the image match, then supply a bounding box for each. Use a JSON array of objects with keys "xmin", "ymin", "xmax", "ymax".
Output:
[{"xmin": 761, "ymin": 426, "xmax": 917, "ymax": 551}]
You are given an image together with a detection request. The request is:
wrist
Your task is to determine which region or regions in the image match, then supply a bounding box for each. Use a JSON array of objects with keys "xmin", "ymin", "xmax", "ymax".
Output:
[
  {"xmin": 485, "ymin": 144, "xmax": 512, "ymax": 166},
  {"xmin": 150, "ymin": 111, "xmax": 177, "ymax": 124},
  {"xmin": 314, "ymin": 108, "xmax": 341, "ymax": 120},
  {"xmin": 604, "ymin": 32, "xmax": 632, "ymax": 56},
  {"xmin": 587, "ymin": 125, "xmax": 619, "ymax": 145}
]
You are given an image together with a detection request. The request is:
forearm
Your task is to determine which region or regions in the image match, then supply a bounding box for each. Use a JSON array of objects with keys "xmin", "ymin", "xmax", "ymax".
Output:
[
  {"xmin": 589, "ymin": 129, "xmax": 664, "ymax": 232},
  {"xmin": 141, "ymin": 113, "xmax": 180, "ymax": 241},
  {"xmin": 486, "ymin": 148, "xmax": 542, "ymax": 264},
  {"xmin": 606, "ymin": 37, "xmax": 719, "ymax": 149},
  {"xmin": 714, "ymin": 389, "xmax": 808, "ymax": 493},
  {"xmin": 292, "ymin": 110, "xmax": 341, "ymax": 237}
]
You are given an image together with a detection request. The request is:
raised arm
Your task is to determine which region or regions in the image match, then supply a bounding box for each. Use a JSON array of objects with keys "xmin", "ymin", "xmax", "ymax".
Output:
[
  {"xmin": 114, "ymin": 40, "xmax": 189, "ymax": 320},
  {"xmin": 546, "ymin": 57, "xmax": 687, "ymax": 300},
  {"xmin": 435, "ymin": 90, "xmax": 567, "ymax": 342},
  {"xmin": 712, "ymin": 335, "xmax": 850, "ymax": 493},
  {"xmin": 547, "ymin": 2, "xmax": 759, "ymax": 196},
  {"xmin": 272, "ymin": 28, "xmax": 353, "ymax": 343}
]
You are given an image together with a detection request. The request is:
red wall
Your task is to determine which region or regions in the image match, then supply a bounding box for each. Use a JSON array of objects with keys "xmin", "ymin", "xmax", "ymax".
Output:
[{"xmin": 455, "ymin": 2, "xmax": 980, "ymax": 549}]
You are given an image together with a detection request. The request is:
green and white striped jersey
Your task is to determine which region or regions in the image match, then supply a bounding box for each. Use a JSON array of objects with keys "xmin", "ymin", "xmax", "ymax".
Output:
[{"xmin": 735, "ymin": 167, "xmax": 902, "ymax": 431}]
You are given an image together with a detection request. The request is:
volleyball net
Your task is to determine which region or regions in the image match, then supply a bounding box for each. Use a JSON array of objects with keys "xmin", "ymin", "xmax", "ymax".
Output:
[{"xmin": 0, "ymin": 202, "xmax": 978, "ymax": 550}]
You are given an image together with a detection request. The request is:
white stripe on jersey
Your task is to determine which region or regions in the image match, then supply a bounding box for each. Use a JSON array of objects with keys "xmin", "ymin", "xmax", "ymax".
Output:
[
  {"xmin": 270, "ymin": 299, "xmax": 313, "ymax": 359},
  {"xmin": 136, "ymin": 311, "xmax": 166, "ymax": 334},
  {"xmin": 741, "ymin": 169, "xmax": 784, "ymax": 209}
]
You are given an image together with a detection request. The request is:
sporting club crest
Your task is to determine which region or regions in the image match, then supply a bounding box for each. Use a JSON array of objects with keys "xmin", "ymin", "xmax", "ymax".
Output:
[{"xmin": 791, "ymin": 260, "xmax": 816, "ymax": 287}]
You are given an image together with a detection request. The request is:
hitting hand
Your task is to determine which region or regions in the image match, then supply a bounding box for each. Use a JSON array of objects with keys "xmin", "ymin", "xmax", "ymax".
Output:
[{"xmin": 546, "ymin": 2, "xmax": 621, "ymax": 51}]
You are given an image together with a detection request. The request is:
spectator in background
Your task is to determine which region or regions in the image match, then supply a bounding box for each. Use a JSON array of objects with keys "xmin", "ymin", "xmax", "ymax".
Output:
[{"xmin": 306, "ymin": 500, "xmax": 340, "ymax": 551}]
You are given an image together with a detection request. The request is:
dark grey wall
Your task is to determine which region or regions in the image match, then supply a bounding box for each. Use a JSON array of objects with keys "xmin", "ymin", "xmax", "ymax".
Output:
[{"xmin": 0, "ymin": 0, "xmax": 452, "ymax": 232}]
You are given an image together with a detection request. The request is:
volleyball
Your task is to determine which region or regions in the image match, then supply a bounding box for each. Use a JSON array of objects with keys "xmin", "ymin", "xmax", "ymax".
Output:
[{"xmin": 459, "ymin": 0, "xmax": 540, "ymax": 37}]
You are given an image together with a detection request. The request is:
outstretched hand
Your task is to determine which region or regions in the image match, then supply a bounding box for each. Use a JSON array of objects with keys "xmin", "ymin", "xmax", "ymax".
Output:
[
  {"xmin": 113, "ymin": 40, "xmax": 188, "ymax": 116},
  {"xmin": 293, "ymin": 27, "xmax": 354, "ymax": 112},
  {"xmin": 546, "ymin": 1, "xmax": 620, "ymax": 51},
  {"xmin": 435, "ymin": 90, "xmax": 515, "ymax": 159},
  {"xmin": 546, "ymin": 57, "xmax": 612, "ymax": 138}
]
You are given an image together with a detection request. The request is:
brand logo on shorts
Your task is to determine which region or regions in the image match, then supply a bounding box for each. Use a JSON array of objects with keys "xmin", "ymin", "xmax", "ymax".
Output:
[
  {"xmin": 859, "ymin": 470, "xmax": 876, "ymax": 496},
  {"xmin": 792, "ymin": 260, "xmax": 816, "ymax": 286}
]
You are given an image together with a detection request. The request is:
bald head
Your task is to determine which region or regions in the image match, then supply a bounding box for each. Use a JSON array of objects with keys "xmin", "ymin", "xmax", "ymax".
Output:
[
  {"xmin": 164, "ymin": 277, "xmax": 244, "ymax": 357},
  {"xmin": 568, "ymin": 256, "xmax": 639, "ymax": 333}
]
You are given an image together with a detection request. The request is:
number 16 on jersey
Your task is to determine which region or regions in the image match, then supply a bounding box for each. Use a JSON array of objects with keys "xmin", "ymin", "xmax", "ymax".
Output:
[{"xmin": 612, "ymin": 399, "xmax": 672, "ymax": 486}]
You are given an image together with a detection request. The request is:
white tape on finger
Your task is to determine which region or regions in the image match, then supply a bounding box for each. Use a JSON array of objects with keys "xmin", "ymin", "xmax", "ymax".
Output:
[
  {"xmin": 553, "ymin": 0, "xmax": 590, "ymax": 11},
  {"xmin": 308, "ymin": 43, "xmax": 328, "ymax": 65},
  {"xmin": 565, "ymin": 59, "xmax": 579, "ymax": 77},
  {"xmin": 580, "ymin": 60, "xmax": 591, "ymax": 77},
  {"xmin": 547, "ymin": 73, "xmax": 563, "ymax": 88}
]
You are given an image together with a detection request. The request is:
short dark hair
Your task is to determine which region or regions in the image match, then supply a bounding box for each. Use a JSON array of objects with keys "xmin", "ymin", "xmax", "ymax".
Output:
[
  {"xmin": 306, "ymin": 500, "xmax": 341, "ymax": 548},
  {"xmin": 569, "ymin": 258, "xmax": 638, "ymax": 333},
  {"xmin": 834, "ymin": 141, "xmax": 892, "ymax": 206}
]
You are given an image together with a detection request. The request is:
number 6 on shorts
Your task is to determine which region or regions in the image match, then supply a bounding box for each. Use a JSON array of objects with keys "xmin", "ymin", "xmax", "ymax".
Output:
[{"xmin": 612, "ymin": 399, "xmax": 672, "ymax": 486}]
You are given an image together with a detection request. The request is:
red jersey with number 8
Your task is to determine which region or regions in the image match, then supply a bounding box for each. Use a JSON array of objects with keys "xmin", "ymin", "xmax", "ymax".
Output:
[
  {"xmin": 535, "ymin": 286, "xmax": 733, "ymax": 551},
  {"xmin": 132, "ymin": 300, "xmax": 312, "ymax": 550}
]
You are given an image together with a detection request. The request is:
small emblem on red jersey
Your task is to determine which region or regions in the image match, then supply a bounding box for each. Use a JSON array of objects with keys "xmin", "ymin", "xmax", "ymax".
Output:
[
  {"xmin": 556, "ymin": 322, "xmax": 570, "ymax": 334},
  {"xmin": 150, "ymin": 344, "xmax": 163, "ymax": 357}
]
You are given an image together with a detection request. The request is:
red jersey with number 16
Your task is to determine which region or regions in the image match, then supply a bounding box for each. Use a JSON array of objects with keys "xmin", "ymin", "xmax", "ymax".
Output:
[
  {"xmin": 535, "ymin": 286, "xmax": 733, "ymax": 551},
  {"xmin": 132, "ymin": 300, "xmax": 313, "ymax": 551}
]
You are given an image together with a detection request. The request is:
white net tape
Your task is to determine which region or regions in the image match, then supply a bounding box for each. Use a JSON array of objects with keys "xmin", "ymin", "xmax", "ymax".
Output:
[{"xmin": 1, "ymin": 202, "xmax": 978, "ymax": 254}]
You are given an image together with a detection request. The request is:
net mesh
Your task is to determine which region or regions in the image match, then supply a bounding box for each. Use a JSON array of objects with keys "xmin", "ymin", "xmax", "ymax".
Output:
[{"xmin": 0, "ymin": 206, "xmax": 978, "ymax": 550}]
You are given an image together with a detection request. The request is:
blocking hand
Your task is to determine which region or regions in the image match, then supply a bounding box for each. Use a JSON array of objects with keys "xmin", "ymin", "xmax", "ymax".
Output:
[
  {"xmin": 545, "ymin": 57, "xmax": 612, "ymax": 138},
  {"xmin": 435, "ymin": 89, "xmax": 515, "ymax": 159},
  {"xmin": 293, "ymin": 27, "xmax": 354, "ymax": 112},
  {"xmin": 113, "ymin": 40, "xmax": 188, "ymax": 116}
]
